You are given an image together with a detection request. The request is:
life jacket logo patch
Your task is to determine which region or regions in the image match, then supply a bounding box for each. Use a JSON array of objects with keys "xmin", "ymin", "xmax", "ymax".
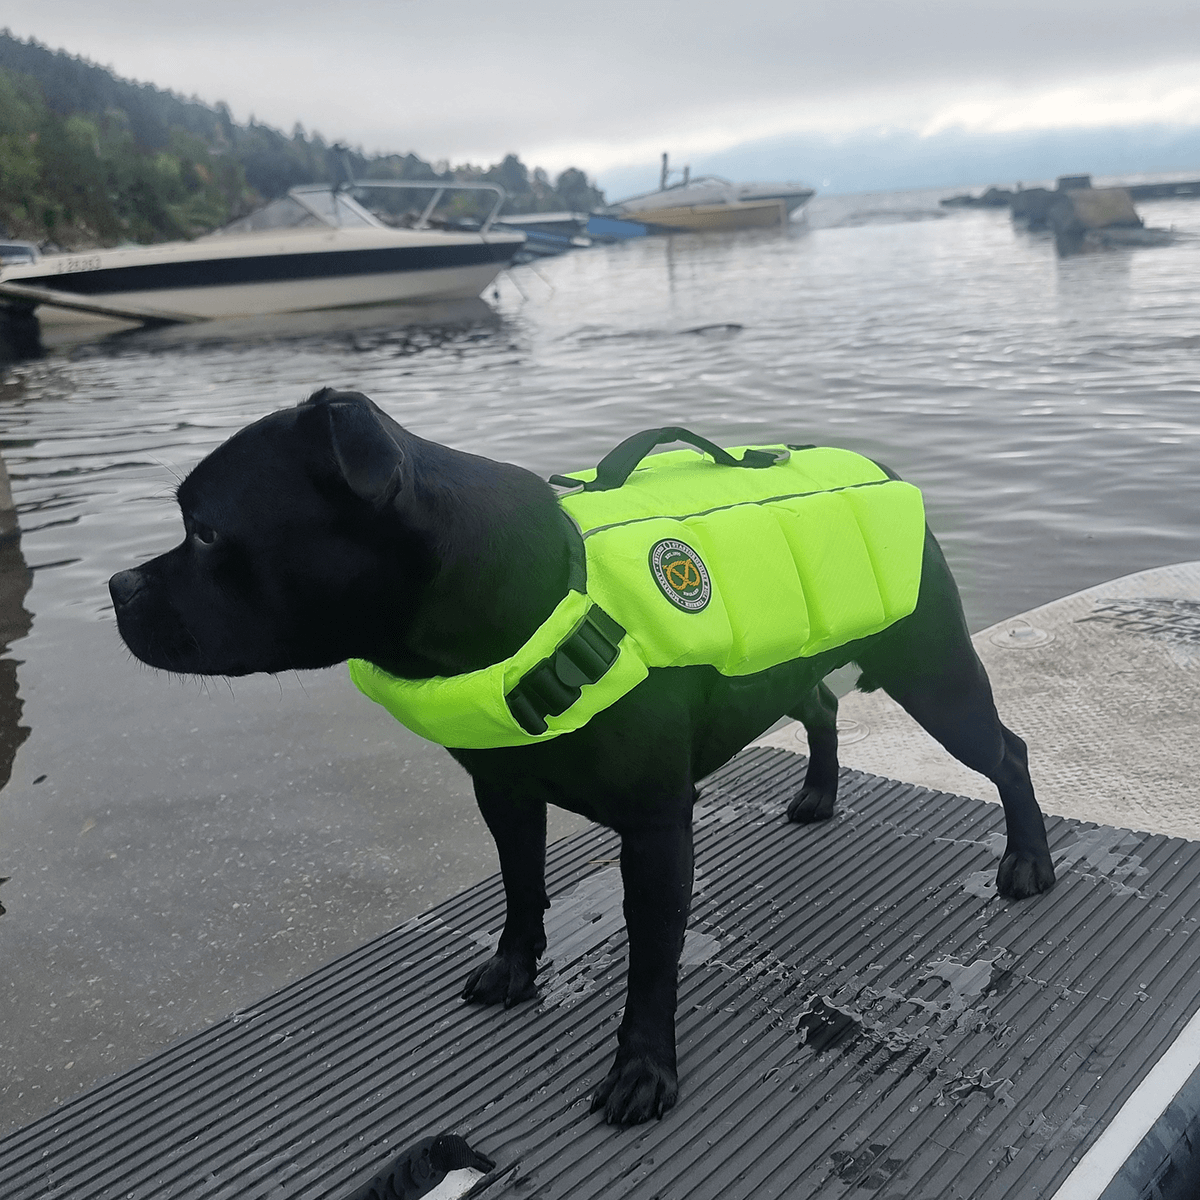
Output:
[{"xmin": 650, "ymin": 539, "xmax": 711, "ymax": 612}]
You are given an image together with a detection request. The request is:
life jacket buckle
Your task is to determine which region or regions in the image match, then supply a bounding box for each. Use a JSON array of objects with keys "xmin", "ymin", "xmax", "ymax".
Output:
[
  {"xmin": 548, "ymin": 474, "xmax": 587, "ymax": 497},
  {"xmin": 746, "ymin": 447, "xmax": 790, "ymax": 466},
  {"xmin": 506, "ymin": 605, "xmax": 626, "ymax": 735}
]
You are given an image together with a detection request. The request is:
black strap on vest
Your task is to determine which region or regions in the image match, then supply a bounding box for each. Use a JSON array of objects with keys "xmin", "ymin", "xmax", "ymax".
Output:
[
  {"xmin": 549, "ymin": 426, "xmax": 786, "ymax": 493},
  {"xmin": 506, "ymin": 605, "xmax": 626, "ymax": 735}
]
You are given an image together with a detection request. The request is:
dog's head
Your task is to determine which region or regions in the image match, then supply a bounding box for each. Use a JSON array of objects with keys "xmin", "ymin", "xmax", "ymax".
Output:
[{"xmin": 109, "ymin": 388, "xmax": 436, "ymax": 677}]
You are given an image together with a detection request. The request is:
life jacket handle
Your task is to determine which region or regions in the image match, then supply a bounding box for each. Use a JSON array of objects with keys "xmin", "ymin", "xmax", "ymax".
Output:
[{"xmin": 554, "ymin": 426, "xmax": 787, "ymax": 493}]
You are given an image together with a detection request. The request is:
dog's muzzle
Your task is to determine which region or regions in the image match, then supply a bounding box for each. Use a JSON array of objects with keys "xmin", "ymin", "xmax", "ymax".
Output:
[{"xmin": 109, "ymin": 569, "xmax": 146, "ymax": 610}]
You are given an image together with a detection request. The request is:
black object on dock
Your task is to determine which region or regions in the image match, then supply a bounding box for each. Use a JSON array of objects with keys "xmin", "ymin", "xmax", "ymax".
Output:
[{"xmin": 4, "ymin": 746, "xmax": 1200, "ymax": 1199}]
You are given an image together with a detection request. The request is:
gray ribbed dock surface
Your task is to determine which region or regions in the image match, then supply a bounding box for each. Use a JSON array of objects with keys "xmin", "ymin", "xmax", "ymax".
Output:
[{"xmin": 5, "ymin": 746, "xmax": 1200, "ymax": 1199}]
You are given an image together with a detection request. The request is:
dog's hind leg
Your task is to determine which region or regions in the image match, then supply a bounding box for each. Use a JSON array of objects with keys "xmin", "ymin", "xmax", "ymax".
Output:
[
  {"xmin": 855, "ymin": 538, "xmax": 1055, "ymax": 900},
  {"xmin": 591, "ymin": 814, "xmax": 693, "ymax": 1125},
  {"xmin": 461, "ymin": 783, "xmax": 549, "ymax": 1008},
  {"xmin": 876, "ymin": 666, "xmax": 1054, "ymax": 899},
  {"xmin": 786, "ymin": 682, "xmax": 840, "ymax": 823}
]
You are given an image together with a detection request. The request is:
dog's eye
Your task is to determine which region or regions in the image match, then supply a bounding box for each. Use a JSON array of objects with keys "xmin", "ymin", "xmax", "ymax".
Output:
[{"xmin": 191, "ymin": 525, "xmax": 217, "ymax": 546}]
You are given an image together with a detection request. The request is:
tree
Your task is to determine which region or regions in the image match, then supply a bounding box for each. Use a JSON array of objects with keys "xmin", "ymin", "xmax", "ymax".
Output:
[
  {"xmin": 0, "ymin": 30, "xmax": 607, "ymax": 246},
  {"xmin": 555, "ymin": 167, "xmax": 605, "ymax": 212},
  {"xmin": 489, "ymin": 153, "xmax": 529, "ymax": 198}
]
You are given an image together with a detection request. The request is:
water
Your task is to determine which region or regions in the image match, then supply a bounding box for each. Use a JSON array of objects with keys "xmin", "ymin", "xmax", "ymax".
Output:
[{"xmin": 2, "ymin": 188, "xmax": 1199, "ymax": 1132}]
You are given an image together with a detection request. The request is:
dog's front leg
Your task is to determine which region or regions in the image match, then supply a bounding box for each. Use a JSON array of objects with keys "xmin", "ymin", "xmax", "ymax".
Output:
[
  {"xmin": 461, "ymin": 783, "xmax": 549, "ymax": 1008},
  {"xmin": 592, "ymin": 818, "xmax": 693, "ymax": 1125}
]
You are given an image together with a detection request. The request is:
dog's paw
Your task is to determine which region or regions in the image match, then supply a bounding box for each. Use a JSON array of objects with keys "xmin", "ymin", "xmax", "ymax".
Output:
[
  {"xmin": 786, "ymin": 785, "xmax": 836, "ymax": 824},
  {"xmin": 590, "ymin": 1052, "xmax": 678, "ymax": 1125},
  {"xmin": 996, "ymin": 849, "xmax": 1056, "ymax": 899},
  {"xmin": 461, "ymin": 951, "xmax": 538, "ymax": 1008}
]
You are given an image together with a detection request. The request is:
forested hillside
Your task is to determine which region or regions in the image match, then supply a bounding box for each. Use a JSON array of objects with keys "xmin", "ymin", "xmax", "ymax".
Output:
[{"xmin": 0, "ymin": 31, "xmax": 605, "ymax": 249}]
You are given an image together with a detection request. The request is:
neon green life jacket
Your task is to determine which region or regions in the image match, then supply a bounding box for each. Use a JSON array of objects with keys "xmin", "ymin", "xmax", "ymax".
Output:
[{"xmin": 348, "ymin": 432, "xmax": 926, "ymax": 750}]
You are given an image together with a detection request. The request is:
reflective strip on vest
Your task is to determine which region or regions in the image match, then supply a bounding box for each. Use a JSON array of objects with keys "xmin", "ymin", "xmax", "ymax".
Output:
[{"xmin": 348, "ymin": 445, "xmax": 925, "ymax": 749}]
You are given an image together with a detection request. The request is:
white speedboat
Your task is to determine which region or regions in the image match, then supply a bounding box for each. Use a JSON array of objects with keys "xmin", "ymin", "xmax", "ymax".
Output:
[
  {"xmin": 0, "ymin": 182, "xmax": 525, "ymax": 328},
  {"xmin": 609, "ymin": 157, "xmax": 814, "ymax": 232}
]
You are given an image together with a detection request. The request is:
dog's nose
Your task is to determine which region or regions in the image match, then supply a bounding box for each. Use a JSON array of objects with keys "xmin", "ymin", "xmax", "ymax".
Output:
[{"xmin": 108, "ymin": 569, "xmax": 145, "ymax": 608}]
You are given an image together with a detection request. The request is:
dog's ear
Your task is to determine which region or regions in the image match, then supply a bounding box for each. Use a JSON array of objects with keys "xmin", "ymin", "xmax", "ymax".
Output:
[{"xmin": 317, "ymin": 392, "xmax": 405, "ymax": 508}]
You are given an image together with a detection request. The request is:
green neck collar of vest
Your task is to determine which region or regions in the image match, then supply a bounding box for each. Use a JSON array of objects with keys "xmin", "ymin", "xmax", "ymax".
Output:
[{"xmin": 346, "ymin": 509, "xmax": 625, "ymax": 748}]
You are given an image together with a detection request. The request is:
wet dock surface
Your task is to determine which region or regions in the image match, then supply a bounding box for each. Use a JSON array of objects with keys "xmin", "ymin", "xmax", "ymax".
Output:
[
  {"xmin": 6, "ymin": 746, "xmax": 1200, "ymax": 1198},
  {"xmin": 0, "ymin": 652, "xmax": 587, "ymax": 1133}
]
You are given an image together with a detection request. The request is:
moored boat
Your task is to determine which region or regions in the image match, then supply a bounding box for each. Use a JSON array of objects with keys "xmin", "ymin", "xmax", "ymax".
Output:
[
  {"xmin": 492, "ymin": 212, "xmax": 593, "ymax": 260},
  {"xmin": 0, "ymin": 182, "xmax": 525, "ymax": 328},
  {"xmin": 492, "ymin": 211, "xmax": 591, "ymax": 239},
  {"xmin": 608, "ymin": 155, "xmax": 815, "ymax": 232}
]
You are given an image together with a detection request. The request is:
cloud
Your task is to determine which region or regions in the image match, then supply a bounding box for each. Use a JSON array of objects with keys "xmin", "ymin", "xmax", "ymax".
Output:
[
  {"xmin": 4, "ymin": 0, "xmax": 1200, "ymax": 175},
  {"xmin": 920, "ymin": 66, "xmax": 1200, "ymax": 136}
]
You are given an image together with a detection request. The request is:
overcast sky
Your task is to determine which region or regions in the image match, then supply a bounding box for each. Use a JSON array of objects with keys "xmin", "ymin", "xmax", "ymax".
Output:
[{"xmin": 6, "ymin": 1, "xmax": 1200, "ymax": 188}]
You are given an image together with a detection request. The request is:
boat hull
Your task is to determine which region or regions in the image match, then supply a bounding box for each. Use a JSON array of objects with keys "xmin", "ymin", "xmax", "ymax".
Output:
[
  {"xmin": 637, "ymin": 199, "xmax": 789, "ymax": 232},
  {"xmin": 26, "ymin": 263, "xmax": 512, "ymax": 327},
  {"xmin": 3, "ymin": 228, "xmax": 523, "ymax": 325}
]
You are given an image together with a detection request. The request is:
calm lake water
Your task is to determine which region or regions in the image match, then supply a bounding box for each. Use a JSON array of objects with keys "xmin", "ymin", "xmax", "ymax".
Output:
[{"xmin": 2, "ymin": 187, "xmax": 1199, "ymax": 1131}]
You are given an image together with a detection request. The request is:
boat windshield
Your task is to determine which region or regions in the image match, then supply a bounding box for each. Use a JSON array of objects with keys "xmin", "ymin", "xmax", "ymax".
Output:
[
  {"xmin": 291, "ymin": 187, "xmax": 381, "ymax": 229},
  {"xmin": 208, "ymin": 187, "xmax": 382, "ymax": 236}
]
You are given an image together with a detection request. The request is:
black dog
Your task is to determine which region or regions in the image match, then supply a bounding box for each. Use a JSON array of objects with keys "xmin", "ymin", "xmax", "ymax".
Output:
[{"xmin": 109, "ymin": 388, "xmax": 1055, "ymax": 1125}]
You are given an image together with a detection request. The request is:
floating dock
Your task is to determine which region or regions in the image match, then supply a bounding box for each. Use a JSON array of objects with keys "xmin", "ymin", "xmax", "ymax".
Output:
[
  {"xmin": 3, "ymin": 565, "xmax": 1199, "ymax": 1199},
  {"xmin": 4, "ymin": 752, "xmax": 1200, "ymax": 1198}
]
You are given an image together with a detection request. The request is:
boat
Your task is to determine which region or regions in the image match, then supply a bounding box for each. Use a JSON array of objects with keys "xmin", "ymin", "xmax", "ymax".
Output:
[
  {"xmin": 584, "ymin": 213, "xmax": 649, "ymax": 241},
  {"xmin": 0, "ymin": 181, "xmax": 525, "ymax": 329},
  {"xmin": 491, "ymin": 211, "xmax": 651, "ymax": 251},
  {"xmin": 492, "ymin": 212, "xmax": 593, "ymax": 261},
  {"xmin": 607, "ymin": 153, "xmax": 815, "ymax": 232},
  {"xmin": 493, "ymin": 211, "xmax": 592, "ymax": 239},
  {"xmin": 0, "ymin": 239, "xmax": 38, "ymax": 267}
]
